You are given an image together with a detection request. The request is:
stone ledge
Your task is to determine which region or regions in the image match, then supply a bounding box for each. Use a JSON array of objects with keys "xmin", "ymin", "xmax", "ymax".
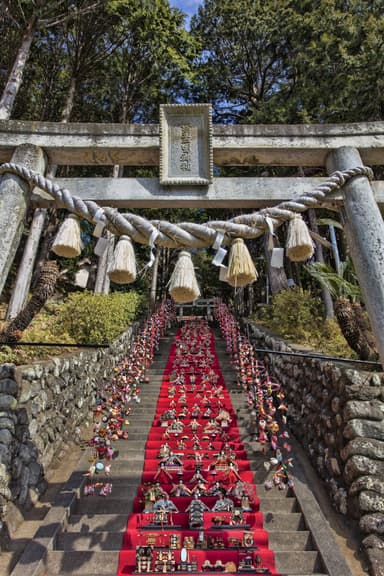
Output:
[
  {"xmin": 284, "ymin": 437, "xmax": 353, "ymax": 576},
  {"xmin": 8, "ymin": 445, "xmax": 90, "ymax": 576},
  {"xmin": 244, "ymin": 321, "xmax": 384, "ymax": 576}
]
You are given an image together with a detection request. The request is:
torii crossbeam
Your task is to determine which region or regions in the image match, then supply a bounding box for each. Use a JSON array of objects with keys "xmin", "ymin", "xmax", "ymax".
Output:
[{"xmin": 0, "ymin": 114, "xmax": 383, "ymax": 365}]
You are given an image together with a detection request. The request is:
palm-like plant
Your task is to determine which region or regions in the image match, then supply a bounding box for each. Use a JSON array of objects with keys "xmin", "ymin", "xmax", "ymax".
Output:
[{"xmin": 306, "ymin": 260, "xmax": 378, "ymax": 361}]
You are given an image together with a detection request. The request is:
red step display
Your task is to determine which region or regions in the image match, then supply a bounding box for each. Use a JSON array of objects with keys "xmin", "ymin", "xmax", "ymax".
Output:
[{"xmin": 116, "ymin": 320, "xmax": 280, "ymax": 576}]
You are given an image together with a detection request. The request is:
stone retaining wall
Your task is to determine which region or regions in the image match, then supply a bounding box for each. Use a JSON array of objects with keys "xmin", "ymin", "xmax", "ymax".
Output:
[
  {"xmin": 246, "ymin": 323, "xmax": 384, "ymax": 575},
  {"xmin": 0, "ymin": 326, "xmax": 133, "ymax": 543}
]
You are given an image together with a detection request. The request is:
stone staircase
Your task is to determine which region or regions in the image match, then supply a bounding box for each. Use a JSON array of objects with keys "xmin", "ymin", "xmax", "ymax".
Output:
[
  {"xmin": 214, "ymin": 338, "xmax": 327, "ymax": 576},
  {"xmin": 10, "ymin": 331, "xmax": 352, "ymax": 576}
]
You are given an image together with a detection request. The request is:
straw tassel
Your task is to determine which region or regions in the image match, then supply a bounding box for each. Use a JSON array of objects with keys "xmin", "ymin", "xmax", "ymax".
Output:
[
  {"xmin": 227, "ymin": 238, "xmax": 258, "ymax": 287},
  {"xmin": 168, "ymin": 251, "xmax": 201, "ymax": 303},
  {"xmin": 52, "ymin": 214, "xmax": 82, "ymax": 258},
  {"xmin": 286, "ymin": 215, "xmax": 314, "ymax": 261},
  {"xmin": 108, "ymin": 235, "xmax": 137, "ymax": 284}
]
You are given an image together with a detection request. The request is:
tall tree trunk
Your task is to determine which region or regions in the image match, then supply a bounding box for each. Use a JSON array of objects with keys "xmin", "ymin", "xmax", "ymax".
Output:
[
  {"xmin": 46, "ymin": 74, "xmax": 78, "ymax": 179},
  {"xmin": 150, "ymin": 251, "xmax": 160, "ymax": 312},
  {"xmin": 6, "ymin": 209, "xmax": 47, "ymax": 320},
  {"xmin": 307, "ymin": 209, "xmax": 334, "ymax": 319},
  {"xmin": 0, "ymin": 16, "xmax": 38, "ymax": 120},
  {"xmin": 95, "ymin": 232, "xmax": 110, "ymax": 293},
  {"xmin": 264, "ymin": 235, "xmax": 288, "ymax": 294},
  {"xmin": 61, "ymin": 75, "xmax": 78, "ymax": 123},
  {"xmin": 294, "ymin": 262, "xmax": 302, "ymax": 288},
  {"xmin": 329, "ymin": 224, "xmax": 342, "ymax": 275},
  {"xmin": 112, "ymin": 89, "xmax": 130, "ymax": 178},
  {"xmin": 94, "ymin": 232, "xmax": 114, "ymax": 294},
  {"xmin": 162, "ymin": 248, "xmax": 171, "ymax": 300},
  {"xmin": 32, "ymin": 77, "xmax": 79, "ymax": 284},
  {"xmin": 32, "ymin": 210, "xmax": 58, "ymax": 288},
  {"xmin": 246, "ymin": 284, "xmax": 255, "ymax": 317}
]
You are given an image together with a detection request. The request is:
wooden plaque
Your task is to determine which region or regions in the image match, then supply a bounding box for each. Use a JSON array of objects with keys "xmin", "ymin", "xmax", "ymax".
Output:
[{"xmin": 160, "ymin": 104, "xmax": 213, "ymax": 185}]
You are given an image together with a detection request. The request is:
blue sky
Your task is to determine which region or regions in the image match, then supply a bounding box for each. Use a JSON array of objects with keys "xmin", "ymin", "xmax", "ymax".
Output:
[{"xmin": 169, "ymin": 0, "xmax": 202, "ymax": 26}]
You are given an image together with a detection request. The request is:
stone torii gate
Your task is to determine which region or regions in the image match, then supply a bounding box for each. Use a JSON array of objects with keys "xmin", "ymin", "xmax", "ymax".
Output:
[{"xmin": 0, "ymin": 105, "xmax": 383, "ymax": 364}]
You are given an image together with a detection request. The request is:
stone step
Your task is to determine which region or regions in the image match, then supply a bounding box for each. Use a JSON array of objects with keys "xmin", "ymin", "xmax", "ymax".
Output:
[
  {"xmin": 67, "ymin": 514, "xmax": 128, "ymax": 532},
  {"xmin": 81, "ymin": 485, "xmax": 139, "ymax": 498},
  {"xmin": 57, "ymin": 530, "xmax": 314, "ymax": 553},
  {"xmin": 117, "ymin": 431, "xmax": 153, "ymax": 439},
  {"xmin": 268, "ymin": 531, "xmax": 314, "ymax": 551},
  {"xmin": 113, "ymin": 440, "xmax": 147, "ymax": 450},
  {"xmin": 107, "ymin": 447, "xmax": 145, "ymax": 455},
  {"xmin": 45, "ymin": 549, "xmax": 323, "ymax": 575},
  {"xmin": 122, "ymin": 432, "xmax": 153, "ymax": 440},
  {"xmin": 75, "ymin": 497, "xmax": 135, "ymax": 514},
  {"xmin": 127, "ymin": 399, "xmax": 159, "ymax": 405},
  {"xmin": 135, "ymin": 390, "xmax": 161, "ymax": 395},
  {"xmin": 46, "ymin": 551, "xmax": 119, "ymax": 574},
  {"xmin": 57, "ymin": 531, "xmax": 123, "ymax": 551},
  {"xmin": 128, "ymin": 407, "xmax": 158, "ymax": 413},
  {"xmin": 132, "ymin": 401, "xmax": 160, "ymax": 407},
  {"xmin": 121, "ymin": 425, "xmax": 158, "ymax": 432},
  {"xmin": 108, "ymin": 449, "xmax": 146, "ymax": 458},
  {"xmin": 129, "ymin": 402, "xmax": 159, "ymax": 408},
  {"xmin": 274, "ymin": 551, "xmax": 323, "ymax": 574},
  {"xmin": 76, "ymin": 492, "xmax": 298, "ymax": 516},
  {"xmin": 118, "ymin": 420, "xmax": 154, "ymax": 427},
  {"xmin": 118, "ymin": 435, "xmax": 150, "ymax": 443},
  {"xmin": 78, "ymin": 478, "xmax": 297, "ymax": 498},
  {"xmin": 257, "ymin": 486, "xmax": 295, "ymax": 498},
  {"xmin": 92, "ymin": 464, "xmax": 144, "ymax": 477},
  {"xmin": 263, "ymin": 512, "xmax": 306, "ymax": 531},
  {"xmin": 128, "ymin": 403, "xmax": 159, "ymax": 408}
]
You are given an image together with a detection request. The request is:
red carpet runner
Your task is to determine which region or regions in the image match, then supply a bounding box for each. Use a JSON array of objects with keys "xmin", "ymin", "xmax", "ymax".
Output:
[{"xmin": 117, "ymin": 320, "xmax": 280, "ymax": 576}]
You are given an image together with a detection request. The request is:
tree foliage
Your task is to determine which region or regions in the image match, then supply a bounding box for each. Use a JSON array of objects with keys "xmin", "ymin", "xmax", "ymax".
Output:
[
  {"xmin": 4, "ymin": 0, "xmax": 195, "ymax": 123},
  {"xmin": 190, "ymin": 0, "xmax": 384, "ymax": 123}
]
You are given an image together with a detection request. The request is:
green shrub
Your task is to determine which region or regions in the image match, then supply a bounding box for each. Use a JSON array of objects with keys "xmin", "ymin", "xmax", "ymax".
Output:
[
  {"xmin": 270, "ymin": 287, "xmax": 322, "ymax": 342},
  {"xmin": 267, "ymin": 288, "xmax": 355, "ymax": 357},
  {"xmin": 55, "ymin": 290, "xmax": 144, "ymax": 344}
]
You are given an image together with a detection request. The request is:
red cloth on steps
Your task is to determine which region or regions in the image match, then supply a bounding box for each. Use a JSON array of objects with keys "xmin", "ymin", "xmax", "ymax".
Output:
[{"xmin": 116, "ymin": 325, "xmax": 280, "ymax": 576}]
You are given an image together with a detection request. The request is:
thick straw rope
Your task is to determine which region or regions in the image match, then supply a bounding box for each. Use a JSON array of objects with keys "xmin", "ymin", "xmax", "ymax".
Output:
[{"xmin": 0, "ymin": 163, "xmax": 373, "ymax": 249}]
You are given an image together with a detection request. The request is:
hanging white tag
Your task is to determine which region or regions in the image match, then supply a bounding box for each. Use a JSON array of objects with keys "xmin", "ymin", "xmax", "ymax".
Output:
[
  {"xmin": 213, "ymin": 231, "xmax": 224, "ymax": 250},
  {"xmin": 94, "ymin": 237, "xmax": 109, "ymax": 256},
  {"xmin": 212, "ymin": 246, "xmax": 227, "ymax": 267},
  {"xmin": 271, "ymin": 247, "xmax": 284, "ymax": 268},
  {"xmin": 93, "ymin": 221, "xmax": 105, "ymax": 238},
  {"xmin": 75, "ymin": 267, "xmax": 90, "ymax": 288}
]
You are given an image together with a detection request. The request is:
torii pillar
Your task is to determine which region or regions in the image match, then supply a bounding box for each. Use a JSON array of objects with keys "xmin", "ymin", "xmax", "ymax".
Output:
[
  {"xmin": 326, "ymin": 147, "xmax": 384, "ymax": 366},
  {"xmin": 0, "ymin": 144, "xmax": 46, "ymax": 297}
]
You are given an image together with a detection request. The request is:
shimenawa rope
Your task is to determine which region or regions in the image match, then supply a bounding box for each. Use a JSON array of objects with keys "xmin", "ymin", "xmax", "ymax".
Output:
[{"xmin": 0, "ymin": 163, "xmax": 373, "ymax": 249}]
